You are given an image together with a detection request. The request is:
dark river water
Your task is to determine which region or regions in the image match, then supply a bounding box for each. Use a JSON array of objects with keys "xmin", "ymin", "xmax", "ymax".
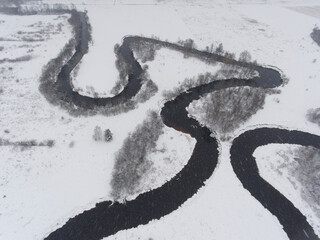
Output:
[{"xmin": 44, "ymin": 11, "xmax": 319, "ymax": 240}]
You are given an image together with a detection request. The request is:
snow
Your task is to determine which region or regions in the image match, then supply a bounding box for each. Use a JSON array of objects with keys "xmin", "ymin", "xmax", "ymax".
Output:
[
  {"xmin": 72, "ymin": 4, "xmax": 193, "ymax": 97},
  {"xmin": 109, "ymin": 142, "xmax": 288, "ymax": 240},
  {"xmin": 130, "ymin": 125, "xmax": 196, "ymax": 200},
  {"xmin": 1, "ymin": 0, "xmax": 320, "ymax": 239},
  {"xmin": 254, "ymin": 144, "xmax": 320, "ymax": 235}
]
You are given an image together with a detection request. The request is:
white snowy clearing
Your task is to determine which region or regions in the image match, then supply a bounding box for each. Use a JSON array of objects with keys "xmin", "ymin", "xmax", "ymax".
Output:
[{"xmin": 0, "ymin": 0, "xmax": 320, "ymax": 240}]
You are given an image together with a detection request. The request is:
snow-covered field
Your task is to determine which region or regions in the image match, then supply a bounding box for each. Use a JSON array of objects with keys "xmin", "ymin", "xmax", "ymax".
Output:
[{"xmin": 1, "ymin": 0, "xmax": 320, "ymax": 239}]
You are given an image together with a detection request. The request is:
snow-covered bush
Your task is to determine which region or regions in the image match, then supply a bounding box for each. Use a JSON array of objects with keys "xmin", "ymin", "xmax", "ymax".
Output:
[
  {"xmin": 188, "ymin": 86, "xmax": 267, "ymax": 141},
  {"xmin": 291, "ymin": 146, "xmax": 320, "ymax": 217},
  {"xmin": 110, "ymin": 44, "xmax": 131, "ymax": 95},
  {"xmin": 177, "ymin": 38, "xmax": 196, "ymax": 58},
  {"xmin": 162, "ymin": 62, "xmax": 258, "ymax": 101},
  {"xmin": 307, "ymin": 108, "xmax": 320, "ymax": 127},
  {"xmin": 0, "ymin": 139, "xmax": 55, "ymax": 148},
  {"xmin": 130, "ymin": 40, "xmax": 161, "ymax": 63},
  {"xmin": 134, "ymin": 66, "xmax": 158, "ymax": 103},
  {"xmin": 0, "ymin": 0, "xmax": 22, "ymax": 7},
  {"xmin": 311, "ymin": 27, "xmax": 320, "ymax": 46},
  {"xmin": 215, "ymin": 43, "xmax": 224, "ymax": 55},
  {"xmin": 239, "ymin": 50, "xmax": 252, "ymax": 63},
  {"xmin": 104, "ymin": 129, "xmax": 113, "ymax": 142},
  {"xmin": 93, "ymin": 126, "xmax": 103, "ymax": 141},
  {"xmin": 110, "ymin": 110, "xmax": 164, "ymax": 201}
]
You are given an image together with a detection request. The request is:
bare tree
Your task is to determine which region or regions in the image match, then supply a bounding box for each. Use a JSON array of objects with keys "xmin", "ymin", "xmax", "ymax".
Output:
[{"xmin": 110, "ymin": 111, "xmax": 164, "ymax": 201}]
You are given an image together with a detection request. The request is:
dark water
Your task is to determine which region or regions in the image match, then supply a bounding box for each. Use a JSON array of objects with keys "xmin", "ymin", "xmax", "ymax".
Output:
[
  {"xmin": 231, "ymin": 128, "xmax": 320, "ymax": 240},
  {"xmin": 54, "ymin": 13, "xmax": 144, "ymax": 108},
  {"xmin": 44, "ymin": 11, "xmax": 319, "ymax": 240}
]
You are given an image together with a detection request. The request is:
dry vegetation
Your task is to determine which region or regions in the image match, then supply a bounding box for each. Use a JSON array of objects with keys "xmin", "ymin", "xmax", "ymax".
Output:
[
  {"xmin": 110, "ymin": 43, "xmax": 131, "ymax": 96},
  {"xmin": 130, "ymin": 39, "xmax": 161, "ymax": 63},
  {"xmin": 188, "ymin": 86, "xmax": 269, "ymax": 141},
  {"xmin": 0, "ymin": 138, "xmax": 55, "ymax": 149},
  {"xmin": 311, "ymin": 27, "xmax": 320, "ymax": 47},
  {"xmin": 277, "ymin": 146, "xmax": 320, "ymax": 218},
  {"xmin": 307, "ymin": 108, "xmax": 320, "ymax": 127},
  {"xmin": 110, "ymin": 111, "xmax": 164, "ymax": 201}
]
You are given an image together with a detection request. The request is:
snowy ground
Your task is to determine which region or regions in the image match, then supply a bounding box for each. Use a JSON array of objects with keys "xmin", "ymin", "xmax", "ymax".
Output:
[
  {"xmin": 255, "ymin": 144, "xmax": 320, "ymax": 234},
  {"xmin": 1, "ymin": 0, "xmax": 320, "ymax": 240}
]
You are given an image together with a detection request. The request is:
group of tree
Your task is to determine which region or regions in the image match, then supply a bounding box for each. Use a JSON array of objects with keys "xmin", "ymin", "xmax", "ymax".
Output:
[
  {"xmin": 292, "ymin": 146, "xmax": 320, "ymax": 217},
  {"xmin": 110, "ymin": 110, "xmax": 164, "ymax": 201},
  {"xmin": 130, "ymin": 40, "xmax": 161, "ymax": 63},
  {"xmin": 311, "ymin": 26, "xmax": 320, "ymax": 47},
  {"xmin": 93, "ymin": 126, "xmax": 113, "ymax": 142},
  {"xmin": 188, "ymin": 86, "xmax": 268, "ymax": 141}
]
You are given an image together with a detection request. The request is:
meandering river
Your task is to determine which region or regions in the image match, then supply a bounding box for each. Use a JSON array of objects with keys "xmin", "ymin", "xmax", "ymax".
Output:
[{"xmin": 44, "ymin": 11, "xmax": 319, "ymax": 240}]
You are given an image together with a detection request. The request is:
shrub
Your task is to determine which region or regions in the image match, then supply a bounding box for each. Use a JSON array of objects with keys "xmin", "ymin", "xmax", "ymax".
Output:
[
  {"xmin": 162, "ymin": 62, "xmax": 258, "ymax": 102},
  {"xmin": 0, "ymin": 139, "xmax": 54, "ymax": 147},
  {"xmin": 0, "ymin": 0, "xmax": 22, "ymax": 7},
  {"xmin": 188, "ymin": 86, "xmax": 269, "ymax": 141},
  {"xmin": 104, "ymin": 129, "xmax": 113, "ymax": 142},
  {"xmin": 311, "ymin": 27, "xmax": 320, "ymax": 46},
  {"xmin": 46, "ymin": 140, "xmax": 55, "ymax": 147},
  {"xmin": 93, "ymin": 126, "xmax": 103, "ymax": 141},
  {"xmin": 239, "ymin": 50, "xmax": 252, "ymax": 63},
  {"xmin": 130, "ymin": 40, "xmax": 161, "ymax": 63},
  {"xmin": 215, "ymin": 43, "xmax": 224, "ymax": 55},
  {"xmin": 162, "ymin": 72, "xmax": 219, "ymax": 101},
  {"xmin": 0, "ymin": 55, "xmax": 32, "ymax": 64},
  {"xmin": 278, "ymin": 146, "xmax": 320, "ymax": 218},
  {"xmin": 307, "ymin": 108, "xmax": 320, "ymax": 127},
  {"xmin": 110, "ymin": 44, "xmax": 131, "ymax": 96},
  {"xmin": 110, "ymin": 110, "xmax": 164, "ymax": 201},
  {"xmin": 177, "ymin": 38, "xmax": 196, "ymax": 58},
  {"xmin": 134, "ymin": 66, "xmax": 158, "ymax": 103}
]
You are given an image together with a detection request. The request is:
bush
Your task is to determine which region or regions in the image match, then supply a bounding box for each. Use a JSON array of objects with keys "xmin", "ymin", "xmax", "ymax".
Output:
[
  {"xmin": 162, "ymin": 62, "xmax": 258, "ymax": 101},
  {"xmin": 110, "ymin": 44, "xmax": 131, "ymax": 96},
  {"xmin": 239, "ymin": 50, "xmax": 252, "ymax": 63},
  {"xmin": 0, "ymin": 138, "xmax": 55, "ymax": 147},
  {"xmin": 311, "ymin": 27, "xmax": 320, "ymax": 46},
  {"xmin": 0, "ymin": 55, "xmax": 32, "ymax": 64},
  {"xmin": 307, "ymin": 108, "xmax": 320, "ymax": 127},
  {"xmin": 93, "ymin": 126, "xmax": 103, "ymax": 141},
  {"xmin": 0, "ymin": 0, "xmax": 22, "ymax": 7},
  {"xmin": 134, "ymin": 66, "xmax": 158, "ymax": 103},
  {"xmin": 110, "ymin": 110, "xmax": 164, "ymax": 201},
  {"xmin": 46, "ymin": 140, "xmax": 55, "ymax": 147},
  {"xmin": 284, "ymin": 146, "xmax": 320, "ymax": 218},
  {"xmin": 177, "ymin": 38, "xmax": 196, "ymax": 58},
  {"xmin": 188, "ymin": 86, "xmax": 268, "ymax": 141},
  {"xmin": 104, "ymin": 129, "xmax": 113, "ymax": 142},
  {"xmin": 69, "ymin": 141, "xmax": 75, "ymax": 148},
  {"xmin": 215, "ymin": 43, "xmax": 224, "ymax": 55},
  {"xmin": 162, "ymin": 72, "xmax": 218, "ymax": 101},
  {"xmin": 130, "ymin": 40, "xmax": 161, "ymax": 63}
]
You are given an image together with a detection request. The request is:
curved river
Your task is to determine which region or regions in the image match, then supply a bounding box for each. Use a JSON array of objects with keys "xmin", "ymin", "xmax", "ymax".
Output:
[{"xmin": 44, "ymin": 11, "xmax": 319, "ymax": 240}]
